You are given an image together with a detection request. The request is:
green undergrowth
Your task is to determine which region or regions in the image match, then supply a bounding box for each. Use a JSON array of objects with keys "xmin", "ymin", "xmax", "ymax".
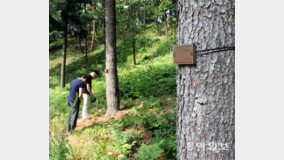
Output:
[
  {"xmin": 49, "ymin": 25, "xmax": 177, "ymax": 159},
  {"xmin": 50, "ymin": 96, "xmax": 177, "ymax": 159}
]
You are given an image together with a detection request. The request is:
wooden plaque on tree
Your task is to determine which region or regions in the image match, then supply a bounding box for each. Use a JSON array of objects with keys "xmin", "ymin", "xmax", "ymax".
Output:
[{"xmin": 173, "ymin": 44, "xmax": 196, "ymax": 65}]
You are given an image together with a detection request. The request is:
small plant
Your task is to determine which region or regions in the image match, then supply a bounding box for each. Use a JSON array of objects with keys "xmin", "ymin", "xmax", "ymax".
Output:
[
  {"xmin": 135, "ymin": 143, "xmax": 163, "ymax": 160},
  {"xmin": 107, "ymin": 128, "xmax": 137, "ymax": 158},
  {"xmin": 143, "ymin": 97, "xmax": 162, "ymax": 109},
  {"xmin": 118, "ymin": 114, "xmax": 135, "ymax": 129}
]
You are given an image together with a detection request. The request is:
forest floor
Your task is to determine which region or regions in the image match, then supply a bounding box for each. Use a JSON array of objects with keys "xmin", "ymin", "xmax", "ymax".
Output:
[{"xmin": 65, "ymin": 96, "xmax": 176, "ymax": 159}]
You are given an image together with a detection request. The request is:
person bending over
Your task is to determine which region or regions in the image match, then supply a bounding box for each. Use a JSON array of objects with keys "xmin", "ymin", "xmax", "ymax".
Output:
[{"xmin": 67, "ymin": 76, "xmax": 88, "ymax": 134}]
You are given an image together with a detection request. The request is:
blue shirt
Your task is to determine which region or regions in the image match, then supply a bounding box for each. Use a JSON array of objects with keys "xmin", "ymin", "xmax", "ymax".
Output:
[{"xmin": 67, "ymin": 79, "xmax": 84, "ymax": 102}]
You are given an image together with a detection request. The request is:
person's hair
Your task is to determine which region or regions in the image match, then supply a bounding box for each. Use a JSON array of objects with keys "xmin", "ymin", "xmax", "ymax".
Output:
[
  {"xmin": 92, "ymin": 70, "xmax": 100, "ymax": 76},
  {"xmin": 82, "ymin": 75, "xmax": 89, "ymax": 79}
]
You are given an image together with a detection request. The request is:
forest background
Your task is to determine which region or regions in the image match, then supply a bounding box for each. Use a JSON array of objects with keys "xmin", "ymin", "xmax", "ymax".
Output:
[{"xmin": 49, "ymin": 0, "xmax": 178, "ymax": 159}]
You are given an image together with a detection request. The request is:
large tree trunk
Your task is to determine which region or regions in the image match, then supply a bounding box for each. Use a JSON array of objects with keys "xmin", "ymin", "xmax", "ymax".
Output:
[
  {"xmin": 105, "ymin": 0, "xmax": 120, "ymax": 118},
  {"xmin": 90, "ymin": 0, "xmax": 96, "ymax": 52},
  {"xmin": 176, "ymin": 0, "xmax": 235, "ymax": 159},
  {"xmin": 61, "ymin": 20, "xmax": 67, "ymax": 88}
]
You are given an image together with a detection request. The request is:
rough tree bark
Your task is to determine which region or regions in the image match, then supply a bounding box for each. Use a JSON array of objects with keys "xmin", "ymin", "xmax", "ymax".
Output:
[
  {"xmin": 176, "ymin": 0, "xmax": 235, "ymax": 159},
  {"xmin": 105, "ymin": 0, "xmax": 120, "ymax": 118},
  {"xmin": 90, "ymin": 0, "xmax": 96, "ymax": 52}
]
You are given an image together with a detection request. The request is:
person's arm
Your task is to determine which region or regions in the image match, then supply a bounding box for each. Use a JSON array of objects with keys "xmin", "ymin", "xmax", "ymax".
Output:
[
  {"xmin": 87, "ymin": 84, "xmax": 93, "ymax": 97},
  {"xmin": 78, "ymin": 88, "xmax": 83, "ymax": 101}
]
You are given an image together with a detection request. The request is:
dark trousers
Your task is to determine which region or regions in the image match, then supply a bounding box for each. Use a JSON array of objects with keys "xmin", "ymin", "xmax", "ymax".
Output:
[{"xmin": 67, "ymin": 98, "xmax": 80, "ymax": 133}]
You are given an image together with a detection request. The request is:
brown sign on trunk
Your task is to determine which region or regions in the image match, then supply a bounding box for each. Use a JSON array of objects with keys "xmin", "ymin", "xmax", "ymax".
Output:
[{"xmin": 173, "ymin": 44, "xmax": 196, "ymax": 65}]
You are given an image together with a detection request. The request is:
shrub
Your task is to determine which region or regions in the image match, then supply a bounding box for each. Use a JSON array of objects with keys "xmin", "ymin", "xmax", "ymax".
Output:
[
  {"xmin": 107, "ymin": 128, "xmax": 137, "ymax": 158},
  {"xmin": 135, "ymin": 143, "xmax": 163, "ymax": 160},
  {"xmin": 118, "ymin": 114, "xmax": 135, "ymax": 129}
]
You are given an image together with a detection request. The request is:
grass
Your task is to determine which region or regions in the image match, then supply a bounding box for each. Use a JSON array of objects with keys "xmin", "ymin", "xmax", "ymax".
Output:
[{"xmin": 49, "ymin": 24, "xmax": 177, "ymax": 159}]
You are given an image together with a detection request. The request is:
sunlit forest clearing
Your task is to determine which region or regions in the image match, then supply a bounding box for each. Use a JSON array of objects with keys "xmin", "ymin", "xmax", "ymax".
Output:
[{"xmin": 49, "ymin": 23, "xmax": 178, "ymax": 159}]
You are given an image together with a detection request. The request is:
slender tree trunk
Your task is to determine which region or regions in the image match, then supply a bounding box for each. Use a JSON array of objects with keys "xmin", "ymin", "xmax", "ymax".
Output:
[
  {"xmin": 164, "ymin": 12, "xmax": 168, "ymax": 37},
  {"xmin": 105, "ymin": 0, "xmax": 120, "ymax": 118},
  {"xmin": 85, "ymin": 30, "xmax": 88, "ymax": 65},
  {"xmin": 169, "ymin": 9, "xmax": 172, "ymax": 30},
  {"xmin": 123, "ymin": 26, "xmax": 127, "ymax": 36},
  {"xmin": 132, "ymin": 33, "xmax": 136, "ymax": 65},
  {"xmin": 176, "ymin": 0, "xmax": 235, "ymax": 159},
  {"xmin": 77, "ymin": 34, "xmax": 85, "ymax": 54},
  {"xmin": 144, "ymin": 3, "xmax": 146, "ymax": 25},
  {"xmin": 156, "ymin": 19, "xmax": 160, "ymax": 35},
  {"xmin": 91, "ymin": 0, "xmax": 96, "ymax": 52},
  {"xmin": 102, "ymin": 0, "xmax": 106, "ymax": 50},
  {"xmin": 95, "ymin": 22, "xmax": 98, "ymax": 35},
  {"xmin": 61, "ymin": 21, "xmax": 67, "ymax": 88},
  {"xmin": 103, "ymin": 23, "xmax": 106, "ymax": 50},
  {"xmin": 84, "ymin": 4, "xmax": 88, "ymax": 66},
  {"xmin": 130, "ymin": 5, "xmax": 136, "ymax": 65}
]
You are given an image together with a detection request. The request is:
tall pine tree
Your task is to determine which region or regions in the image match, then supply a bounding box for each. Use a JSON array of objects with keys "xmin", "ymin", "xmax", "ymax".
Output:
[
  {"xmin": 105, "ymin": 0, "xmax": 120, "ymax": 117},
  {"xmin": 176, "ymin": 0, "xmax": 235, "ymax": 159}
]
